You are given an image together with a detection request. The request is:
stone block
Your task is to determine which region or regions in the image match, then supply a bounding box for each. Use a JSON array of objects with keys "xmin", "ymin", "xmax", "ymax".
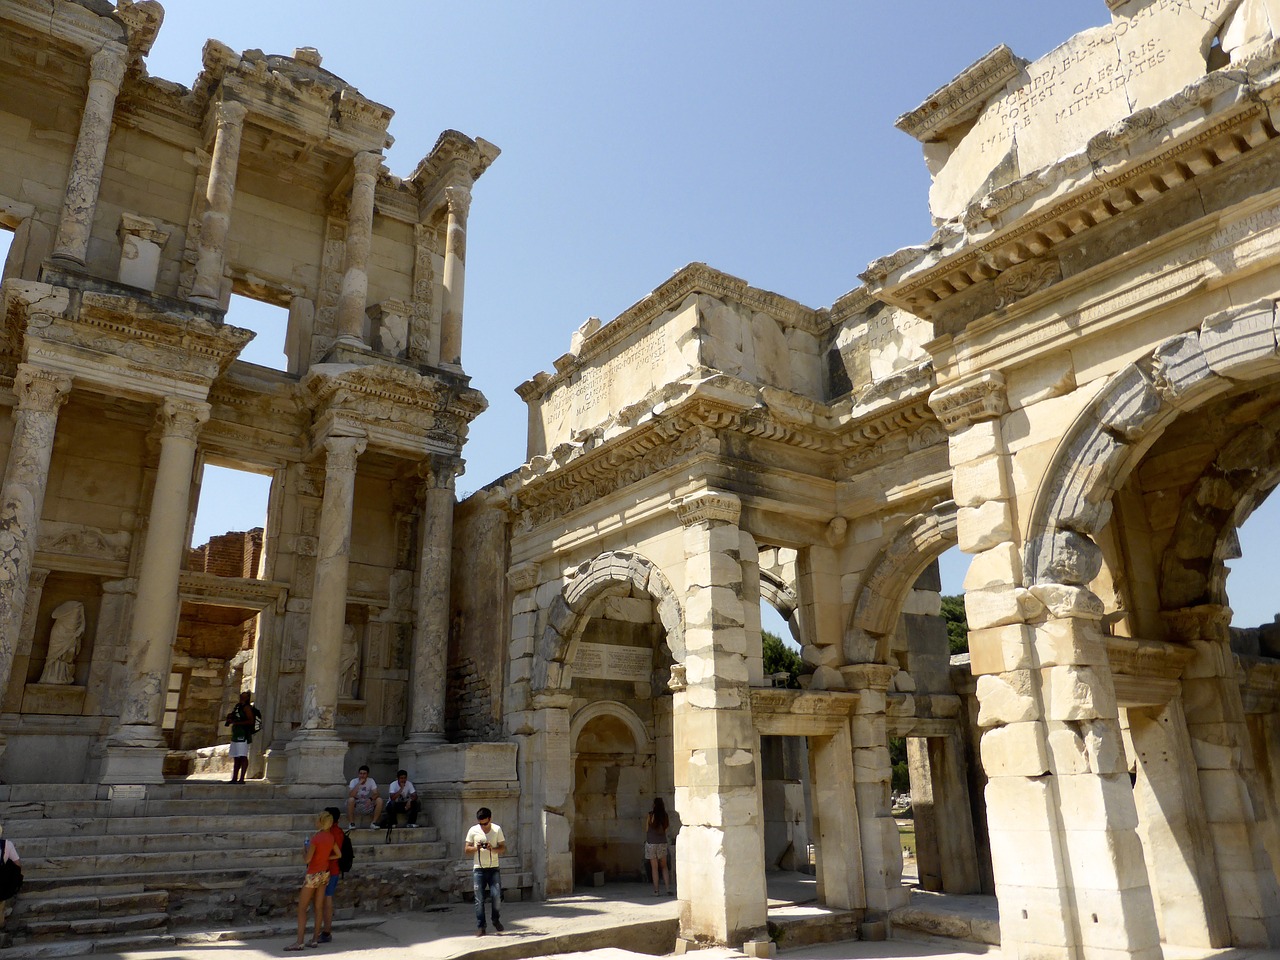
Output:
[
  {"xmin": 976, "ymin": 671, "xmax": 1040, "ymax": 728},
  {"xmin": 957, "ymin": 500, "xmax": 1014, "ymax": 553},
  {"xmin": 1042, "ymin": 665, "xmax": 1118, "ymax": 722},
  {"xmin": 1055, "ymin": 773, "xmax": 1138, "ymax": 832},
  {"xmin": 988, "ymin": 822, "xmax": 1064, "ymax": 888},
  {"xmin": 1032, "ymin": 618, "xmax": 1108, "ymax": 667},
  {"xmin": 1064, "ymin": 828, "xmax": 1152, "ymax": 893},
  {"xmin": 1047, "ymin": 721, "xmax": 1126, "ymax": 776},
  {"xmin": 952, "ymin": 454, "xmax": 1012, "ymax": 508},
  {"xmin": 1009, "ymin": 351, "xmax": 1076, "ymax": 410},
  {"xmin": 965, "ymin": 585, "xmax": 1042, "ymax": 631},
  {"xmin": 1200, "ymin": 299, "xmax": 1278, "ymax": 378},
  {"xmin": 1027, "ymin": 585, "xmax": 1104, "ymax": 621},
  {"xmin": 1071, "ymin": 885, "xmax": 1162, "ymax": 950},
  {"xmin": 1150, "ymin": 331, "xmax": 1217, "ymax": 409},
  {"xmin": 1197, "ymin": 768, "xmax": 1250, "ymax": 823},
  {"xmin": 969, "ymin": 623, "xmax": 1034, "ymax": 675},
  {"xmin": 995, "ymin": 883, "xmax": 1074, "ymax": 953},
  {"xmin": 980, "ymin": 722, "xmax": 1049, "ymax": 777},
  {"xmin": 743, "ymin": 940, "xmax": 776, "ymax": 958},
  {"xmin": 963, "ymin": 542, "xmax": 1023, "ymax": 590}
]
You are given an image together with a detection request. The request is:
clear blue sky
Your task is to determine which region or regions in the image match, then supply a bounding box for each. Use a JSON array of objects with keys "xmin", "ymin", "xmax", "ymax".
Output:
[{"xmin": 21, "ymin": 3, "xmax": 1280, "ymax": 627}]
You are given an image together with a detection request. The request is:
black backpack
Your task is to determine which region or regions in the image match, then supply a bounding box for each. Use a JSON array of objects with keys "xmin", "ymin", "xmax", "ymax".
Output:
[
  {"xmin": 0, "ymin": 850, "xmax": 22, "ymax": 900},
  {"xmin": 338, "ymin": 831, "xmax": 354, "ymax": 874}
]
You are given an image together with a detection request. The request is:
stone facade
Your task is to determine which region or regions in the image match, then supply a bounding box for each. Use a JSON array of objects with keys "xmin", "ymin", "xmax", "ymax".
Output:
[{"xmin": 8, "ymin": 3, "xmax": 1280, "ymax": 959}]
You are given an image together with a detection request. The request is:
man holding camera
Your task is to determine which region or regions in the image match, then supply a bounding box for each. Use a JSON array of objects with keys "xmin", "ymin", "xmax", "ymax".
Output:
[{"xmin": 464, "ymin": 807, "xmax": 506, "ymax": 936}]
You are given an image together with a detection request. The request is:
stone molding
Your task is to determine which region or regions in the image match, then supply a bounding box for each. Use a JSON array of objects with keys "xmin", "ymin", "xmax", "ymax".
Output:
[
  {"xmin": 928, "ymin": 371, "xmax": 1007, "ymax": 430},
  {"xmin": 670, "ymin": 490, "xmax": 741, "ymax": 528},
  {"xmin": 895, "ymin": 44, "xmax": 1021, "ymax": 144},
  {"xmin": 117, "ymin": 212, "xmax": 170, "ymax": 247}
]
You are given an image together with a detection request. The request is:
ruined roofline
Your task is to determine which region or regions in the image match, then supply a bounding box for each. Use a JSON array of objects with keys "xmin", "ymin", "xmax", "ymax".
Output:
[
  {"xmin": 514, "ymin": 262, "xmax": 820, "ymax": 403},
  {"xmin": 895, "ymin": 44, "xmax": 1025, "ymax": 144}
]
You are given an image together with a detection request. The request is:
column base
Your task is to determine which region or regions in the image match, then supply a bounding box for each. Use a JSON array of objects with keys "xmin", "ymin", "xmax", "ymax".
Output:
[
  {"xmin": 262, "ymin": 741, "xmax": 290, "ymax": 783},
  {"xmin": 285, "ymin": 731, "xmax": 349, "ymax": 784},
  {"xmin": 99, "ymin": 744, "xmax": 167, "ymax": 784}
]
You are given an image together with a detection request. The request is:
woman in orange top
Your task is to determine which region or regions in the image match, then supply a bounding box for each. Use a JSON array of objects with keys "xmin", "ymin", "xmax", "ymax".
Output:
[{"xmin": 286, "ymin": 810, "xmax": 337, "ymax": 950}]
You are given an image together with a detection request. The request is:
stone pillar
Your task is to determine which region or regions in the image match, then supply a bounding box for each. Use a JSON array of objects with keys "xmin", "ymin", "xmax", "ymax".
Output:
[
  {"xmin": 1167, "ymin": 605, "xmax": 1280, "ymax": 946},
  {"xmin": 842, "ymin": 663, "xmax": 908, "ymax": 916},
  {"xmin": 1128, "ymin": 698, "xmax": 1230, "ymax": 947},
  {"xmin": 189, "ymin": 100, "xmax": 248, "ymax": 305},
  {"xmin": 439, "ymin": 183, "xmax": 470, "ymax": 367},
  {"xmin": 797, "ymin": 542, "xmax": 845, "ymax": 690},
  {"xmin": 669, "ymin": 490, "xmax": 767, "ymax": 946},
  {"xmin": 400, "ymin": 455, "xmax": 459, "ymax": 772},
  {"xmin": 102, "ymin": 398, "xmax": 210, "ymax": 784},
  {"xmin": 808, "ymin": 715, "xmax": 864, "ymax": 910},
  {"xmin": 50, "ymin": 43, "xmax": 128, "ymax": 266},
  {"xmin": 519, "ymin": 695, "xmax": 574, "ymax": 897},
  {"xmin": 285, "ymin": 434, "xmax": 366, "ymax": 784},
  {"xmin": 0, "ymin": 366, "xmax": 72, "ymax": 702},
  {"xmin": 334, "ymin": 151, "xmax": 382, "ymax": 344},
  {"xmin": 907, "ymin": 732, "xmax": 980, "ymax": 894}
]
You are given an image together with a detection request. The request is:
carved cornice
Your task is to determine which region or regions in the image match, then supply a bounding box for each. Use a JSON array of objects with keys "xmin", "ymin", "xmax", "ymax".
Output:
[
  {"xmin": 671, "ymin": 490, "xmax": 741, "ymax": 528},
  {"xmin": 866, "ymin": 80, "xmax": 1280, "ymax": 321},
  {"xmin": 895, "ymin": 45, "xmax": 1022, "ymax": 144},
  {"xmin": 928, "ymin": 371, "xmax": 1007, "ymax": 431},
  {"xmin": 506, "ymin": 561, "xmax": 541, "ymax": 593}
]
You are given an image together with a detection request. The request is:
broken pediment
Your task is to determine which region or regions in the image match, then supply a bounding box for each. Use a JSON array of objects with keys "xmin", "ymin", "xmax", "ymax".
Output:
[{"xmin": 908, "ymin": 0, "xmax": 1252, "ymax": 223}]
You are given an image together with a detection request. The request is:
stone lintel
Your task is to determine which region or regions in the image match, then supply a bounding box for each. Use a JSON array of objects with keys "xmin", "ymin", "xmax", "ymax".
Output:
[{"xmin": 895, "ymin": 45, "xmax": 1022, "ymax": 143}]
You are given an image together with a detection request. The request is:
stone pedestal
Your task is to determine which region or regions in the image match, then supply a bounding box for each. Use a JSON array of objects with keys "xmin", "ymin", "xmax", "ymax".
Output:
[
  {"xmin": 283, "ymin": 730, "xmax": 349, "ymax": 786},
  {"xmin": 99, "ymin": 743, "xmax": 167, "ymax": 785}
]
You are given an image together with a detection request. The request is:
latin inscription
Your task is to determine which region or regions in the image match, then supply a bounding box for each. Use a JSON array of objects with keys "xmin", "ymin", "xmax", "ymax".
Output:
[
  {"xmin": 572, "ymin": 641, "xmax": 653, "ymax": 682},
  {"xmin": 542, "ymin": 326, "xmax": 671, "ymax": 425}
]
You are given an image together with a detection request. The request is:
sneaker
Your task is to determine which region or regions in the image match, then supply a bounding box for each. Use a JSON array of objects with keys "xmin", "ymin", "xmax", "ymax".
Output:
[
  {"xmin": 476, "ymin": 929, "xmax": 486, "ymax": 937},
  {"xmin": 318, "ymin": 933, "xmax": 332, "ymax": 944},
  {"xmin": 493, "ymin": 921, "xmax": 504, "ymax": 933},
  {"xmin": 406, "ymin": 822, "xmax": 418, "ymax": 829},
  {"xmin": 347, "ymin": 824, "xmax": 356, "ymax": 832},
  {"xmin": 368, "ymin": 824, "xmax": 380, "ymax": 830}
]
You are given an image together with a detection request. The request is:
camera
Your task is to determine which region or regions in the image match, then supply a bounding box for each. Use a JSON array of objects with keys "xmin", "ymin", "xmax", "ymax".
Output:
[{"xmin": 479, "ymin": 841, "xmax": 490, "ymax": 849}]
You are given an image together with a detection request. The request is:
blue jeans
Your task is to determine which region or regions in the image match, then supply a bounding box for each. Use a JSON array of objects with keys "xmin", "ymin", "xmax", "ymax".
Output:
[{"xmin": 473, "ymin": 868, "xmax": 501, "ymax": 928}]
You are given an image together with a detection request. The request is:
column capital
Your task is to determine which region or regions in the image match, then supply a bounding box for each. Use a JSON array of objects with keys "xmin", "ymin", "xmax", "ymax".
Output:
[
  {"xmin": 157, "ymin": 398, "xmax": 211, "ymax": 441},
  {"xmin": 928, "ymin": 371, "xmax": 1007, "ymax": 431},
  {"xmin": 352, "ymin": 150, "xmax": 383, "ymax": 181},
  {"xmin": 670, "ymin": 489, "xmax": 741, "ymax": 527},
  {"xmin": 506, "ymin": 560, "xmax": 540, "ymax": 592},
  {"xmin": 417, "ymin": 454, "xmax": 462, "ymax": 490},
  {"xmin": 443, "ymin": 183, "xmax": 472, "ymax": 222},
  {"xmin": 211, "ymin": 98, "xmax": 248, "ymax": 130},
  {"xmin": 89, "ymin": 43, "xmax": 128, "ymax": 90},
  {"xmin": 13, "ymin": 365, "xmax": 72, "ymax": 413},
  {"xmin": 323, "ymin": 434, "xmax": 367, "ymax": 474}
]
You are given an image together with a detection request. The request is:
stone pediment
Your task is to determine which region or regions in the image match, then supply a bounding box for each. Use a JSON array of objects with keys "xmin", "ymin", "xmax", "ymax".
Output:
[{"xmin": 910, "ymin": 0, "xmax": 1248, "ymax": 224}]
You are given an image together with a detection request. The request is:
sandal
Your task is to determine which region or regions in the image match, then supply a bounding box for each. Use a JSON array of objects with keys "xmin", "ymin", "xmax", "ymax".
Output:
[
  {"xmin": 305, "ymin": 941, "xmax": 319, "ymax": 949},
  {"xmin": 284, "ymin": 944, "xmax": 305, "ymax": 952}
]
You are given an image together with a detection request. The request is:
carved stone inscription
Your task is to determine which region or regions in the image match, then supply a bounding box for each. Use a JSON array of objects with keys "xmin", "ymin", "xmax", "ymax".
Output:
[{"xmin": 572, "ymin": 641, "xmax": 653, "ymax": 682}]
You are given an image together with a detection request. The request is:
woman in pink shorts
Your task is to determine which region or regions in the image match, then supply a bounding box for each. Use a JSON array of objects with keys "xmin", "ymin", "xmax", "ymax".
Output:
[{"xmin": 286, "ymin": 810, "xmax": 337, "ymax": 950}]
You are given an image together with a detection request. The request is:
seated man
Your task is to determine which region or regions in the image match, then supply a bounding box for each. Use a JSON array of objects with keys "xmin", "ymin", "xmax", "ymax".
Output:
[
  {"xmin": 380, "ymin": 769, "xmax": 420, "ymax": 828},
  {"xmin": 345, "ymin": 765, "xmax": 383, "ymax": 830}
]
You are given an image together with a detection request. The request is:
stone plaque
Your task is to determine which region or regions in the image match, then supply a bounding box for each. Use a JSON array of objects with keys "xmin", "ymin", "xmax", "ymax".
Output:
[{"xmin": 572, "ymin": 642, "xmax": 653, "ymax": 682}]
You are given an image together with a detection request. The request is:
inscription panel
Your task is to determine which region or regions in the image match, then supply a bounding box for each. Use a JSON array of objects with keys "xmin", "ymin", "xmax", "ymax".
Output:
[{"xmin": 572, "ymin": 641, "xmax": 654, "ymax": 682}]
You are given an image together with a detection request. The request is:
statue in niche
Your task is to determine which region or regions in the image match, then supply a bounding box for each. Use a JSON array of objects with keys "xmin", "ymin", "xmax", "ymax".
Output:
[
  {"xmin": 339, "ymin": 623, "xmax": 360, "ymax": 700},
  {"xmin": 38, "ymin": 600, "xmax": 85, "ymax": 685}
]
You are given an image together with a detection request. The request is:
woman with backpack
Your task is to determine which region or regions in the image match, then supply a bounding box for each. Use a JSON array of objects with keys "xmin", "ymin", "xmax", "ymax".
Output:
[{"xmin": 224, "ymin": 690, "xmax": 260, "ymax": 784}]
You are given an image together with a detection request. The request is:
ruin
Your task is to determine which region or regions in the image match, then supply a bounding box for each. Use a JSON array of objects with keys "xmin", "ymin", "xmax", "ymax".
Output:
[{"xmin": 3, "ymin": 1, "xmax": 1280, "ymax": 957}]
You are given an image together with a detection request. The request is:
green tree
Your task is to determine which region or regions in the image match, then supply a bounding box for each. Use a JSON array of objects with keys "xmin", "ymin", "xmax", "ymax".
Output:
[
  {"xmin": 889, "ymin": 737, "xmax": 910, "ymax": 794},
  {"xmin": 940, "ymin": 594, "xmax": 969, "ymax": 654},
  {"xmin": 762, "ymin": 630, "xmax": 802, "ymax": 688}
]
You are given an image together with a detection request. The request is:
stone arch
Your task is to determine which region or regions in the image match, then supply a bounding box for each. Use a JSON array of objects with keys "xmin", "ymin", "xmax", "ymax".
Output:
[
  {"xmin": 844, "ymin": 500, "xmax": 958, "ymax": 663},
  {"xmin": 570, "ymin": 700, "xmax": 652, "ymax": 754},
  {"xmin": 532, "ymin": 550, "xmax": 684, "ymax": 695},
  {"xmin": 1158, "ymin": 405, "xmax": 1280, "ymax": 611},
  {"xmin": 1025, "ymin": 299, "xmax": 1280, "ymax": 587}
]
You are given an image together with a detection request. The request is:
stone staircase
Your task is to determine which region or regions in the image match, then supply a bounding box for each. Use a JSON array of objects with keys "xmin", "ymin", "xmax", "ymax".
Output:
[{"xmin": 0, "ymin": 780, "xmax": 465, "ymax": 956}]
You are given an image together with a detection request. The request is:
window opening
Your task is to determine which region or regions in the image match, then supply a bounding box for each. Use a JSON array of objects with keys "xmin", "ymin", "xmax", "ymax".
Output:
[
  {"xmin": 190, "ymin": 464, "xmax": 272, "ymax": 579},
  {"xmin": 0, "ymin": 226, "xmax": 14, "ymax": 281},
  {"xmin": 936, "ymin": 545, "xmax": 969, "ymax": 655},
  {"xmin": 225, "ymin": 293, "xmax": 289, "ymax": 370},
  {"xmin": 1229, "ymin": 489, "xmax": 1280, "ymax": 629}
]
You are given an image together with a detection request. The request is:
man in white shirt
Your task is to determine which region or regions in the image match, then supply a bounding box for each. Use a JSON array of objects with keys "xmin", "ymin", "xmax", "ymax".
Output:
[
  {"xmin": 345, "ymin": 765, "xmax": 383, "ymax": 830},
  {"xmin": 464, "ymin": 807, "xmax": 506, "ymax": 935},
  {"xmin": 379, "ymin": 769, "xmax": 420, "ymax": 828}
]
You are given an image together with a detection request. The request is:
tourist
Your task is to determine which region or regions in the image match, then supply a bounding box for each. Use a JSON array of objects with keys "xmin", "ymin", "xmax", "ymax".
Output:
[
  {"xmin": 379, "ymin": 769, "xmax": 420, "ymax": 828},
  {"xmin": 345, "ymin": 765, "xmax": 383, "ymax": 829},
  {"xmin": 0, "ymin": 826, "xmax": 20, "ymax": 927},
  {"xmin": 319, "ymin": 806, "xmax": 345, "ymax": 943},
  {"xmin": 285, "ymin": 810, "xmax": 337, "ymax": 950},
  {"xmin": 223, "ymin": 690, "xmax": 260, "ymax": 784},
  {"xmin": 644, "ymin": 798, "xmax": 671, "ymax": 895},
  {"xmin": 464, "ymin": 807, "xmax": 506, "ymax": 935}
]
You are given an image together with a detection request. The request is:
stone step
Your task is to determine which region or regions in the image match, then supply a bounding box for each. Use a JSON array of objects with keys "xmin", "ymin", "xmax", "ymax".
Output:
[
  {"xmin": 11, "ymin": 889, "xmax": 168, "ymax": 920},
  {"xmin": 23, "ymin": 910, "xmax": 169, "ymax": 941},
  {"xmin": 17, "ymin": 823, "xmax": 439, "ymax": 857},
  {"xmin": 0, "ymin": 932, "xmax": 176, "ymax": 958}
]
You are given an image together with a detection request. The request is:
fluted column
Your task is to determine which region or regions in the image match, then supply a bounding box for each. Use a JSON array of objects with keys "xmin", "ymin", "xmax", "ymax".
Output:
[
  {"xmin": 50, "ymin": 43, "xmax": 128, "ymax": 266},
  {"xmin": 334, "ymin": 152, "xmax": 382, "ymax": 344},
  {"xmin": 0, "ymin": 366, "xmax": 72, "ymax": 701},
  {"xmin": 102, "ymin": 398, "xmax": 210, "ymax": 784},
  {"xmin": 439, "ymin": 183, "xmax": 470, "ymax": 366},
  {"xmin": 286, "ymin": 434, "xmax": 366, "ymax": 784},
  {"xmin": 189, "ymin": 100, "xmax": 248, "ymax": 305},
  {"xmin": 400, "ymin": 455, "xmax": 458, "ymax": 770}
]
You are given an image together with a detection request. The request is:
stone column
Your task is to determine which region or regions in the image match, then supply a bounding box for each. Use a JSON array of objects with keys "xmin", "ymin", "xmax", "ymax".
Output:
[
  {"xmin": 808, "ymin": 715, "xmax": 864, "ymax": 910},
  {"xmin": 285, "ymin": 434, "xmax": 366, "ymax": 784},
  {"xmin": 334, "ymin": 152, "xmax": 382, "ymax": 344},
  {"xmin": 0, "ymin": 366, "xmax": 72, "ymax": 702},
  {"xmin": 50, "ymin": 43, "xmax": 128, "ymax": 266},
  {"xmin": 102, "ymin": 398, "xmax": 210, "ymax": 784},
  {"xmin": 907, "ymin": 732, "xmax": 980, "ymax": 893},
  {"xmin": 1166, "ymin": 605, "xmax": 1280, "ymax": 946},
  {"xmin": 843, "ymin": 663, "xmax": 908, "ymax": 917},
  {"xmin": 189, "ymin": 100, "xmax": 249, "ymax": 305},
  {"xmin": 669, "ymin": 490, "xmax": 767, "ymax": 946},
  {"xmin": 400, "ymin": 454, "xmax": 459, "ymax": 772},
  {"xmin": 439, "ymin": 183, "xmax": 471, "ymax": 367}
]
